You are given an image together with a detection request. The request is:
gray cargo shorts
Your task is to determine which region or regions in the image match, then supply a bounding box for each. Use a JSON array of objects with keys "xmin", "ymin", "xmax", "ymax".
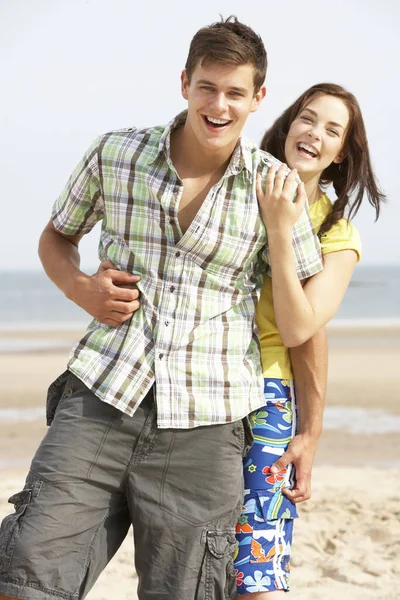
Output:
[{"xmin": 0, "ymin": 371, "xmax": 251, "ymax": 600}]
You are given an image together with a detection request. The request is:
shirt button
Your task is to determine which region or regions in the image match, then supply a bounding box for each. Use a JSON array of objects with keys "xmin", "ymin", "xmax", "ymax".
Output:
[
  {"xmin": 159, "ymin": 353, "xmax": 164, "ymax": 360},
  {"xmin": 175, "ymin": 251, "xmax": 181, "ymax": 258},
  {"xmin": 170, "ymin": 286, "xmax": 175, "ymax": 293},
  {"xmin": 165, "ymin": 321, "xmax": 169, "ymax": 326},
  {"xmin": 169, "ymin": 219, "xmax": 174, "ymax": 225}
]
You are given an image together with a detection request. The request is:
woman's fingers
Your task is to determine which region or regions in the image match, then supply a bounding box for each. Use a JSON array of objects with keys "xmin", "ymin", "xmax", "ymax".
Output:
[
  {"xmin": 265, "ymin": 163, "xmax": 277, "ymax": 196},
  {"xmin": 257, "ymin": 162, "xmax": 306, "ymax": 229},
  {"xmin": 282, "ymin": 167, "xmax": 299, "ymax": 201},
  {"xmin": 271, "ymin": 163, "xmax": 285, "ymax": 195},
  {"xmin": 256, "ymin": 172, "xmax": 265, "ymax": 204}
]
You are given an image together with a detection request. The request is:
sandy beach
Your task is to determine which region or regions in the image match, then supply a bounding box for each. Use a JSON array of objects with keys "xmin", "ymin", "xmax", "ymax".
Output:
[{"xmin": 1, "ymin": 325, "xmax": 399, "ymax": 599}]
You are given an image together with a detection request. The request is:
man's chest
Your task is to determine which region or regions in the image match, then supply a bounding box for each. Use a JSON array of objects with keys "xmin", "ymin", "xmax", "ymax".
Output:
[
  {"xmin": 176, "ymin": 175, "xmax": 220, "ymax": 235},
  {"xmin": 101, "ymin": 165, "xmax": 267, "ymax": 282}
]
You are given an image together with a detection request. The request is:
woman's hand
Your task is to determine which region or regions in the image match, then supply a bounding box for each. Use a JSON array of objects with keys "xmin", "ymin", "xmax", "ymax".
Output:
[{"xmin": 256, "ymin": 164, "xmax": 307, "ymax": 234}]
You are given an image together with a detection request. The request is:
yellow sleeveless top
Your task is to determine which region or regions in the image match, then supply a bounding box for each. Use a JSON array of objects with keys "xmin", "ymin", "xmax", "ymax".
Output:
[{"xmin": 257, "ymin": 194, "xmax": 362, "ymax": 379}]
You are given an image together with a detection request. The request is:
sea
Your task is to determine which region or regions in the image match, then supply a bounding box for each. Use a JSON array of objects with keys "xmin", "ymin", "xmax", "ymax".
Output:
[{"xmin": 1, "ymin": 264, "xmax": 399, "ymax": 332}]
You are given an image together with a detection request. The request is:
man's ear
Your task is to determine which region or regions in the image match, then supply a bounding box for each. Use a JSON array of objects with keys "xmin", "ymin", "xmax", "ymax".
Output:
[
  {"xmin": 250, "ymin": 85, "xmax": 267, "ymax": 113},
  {"xmin": 181, "ymin": 69, "xmax": 189, "ymax": 100}
]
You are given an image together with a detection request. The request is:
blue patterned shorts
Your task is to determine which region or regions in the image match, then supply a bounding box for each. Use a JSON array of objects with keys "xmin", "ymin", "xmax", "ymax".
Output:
[{"xmin": 234, "ymin": 378, "xmax": 298, "ymax": 594}]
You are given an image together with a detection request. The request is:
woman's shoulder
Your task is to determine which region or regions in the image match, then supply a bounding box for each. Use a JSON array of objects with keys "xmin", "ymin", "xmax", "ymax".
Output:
[{"xmin": 318, "ymin": 196, "xmax": 362, "ymax": 261}]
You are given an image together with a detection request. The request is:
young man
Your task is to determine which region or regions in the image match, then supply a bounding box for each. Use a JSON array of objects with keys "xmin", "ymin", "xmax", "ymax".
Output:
[{"xmin": 0, "ymin": 17, "xmax": 323, "ymax": 600}]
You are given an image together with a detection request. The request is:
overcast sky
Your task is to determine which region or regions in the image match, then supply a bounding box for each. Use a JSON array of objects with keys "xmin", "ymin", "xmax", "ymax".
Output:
[{"xmin": 1, "ymin": 0, "xmax": 399, "ymax": 270}]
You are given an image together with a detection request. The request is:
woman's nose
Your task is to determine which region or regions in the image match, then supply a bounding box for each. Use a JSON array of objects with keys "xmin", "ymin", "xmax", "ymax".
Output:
[{"xmin": 307, "ymin": 127, "xmax": 321, "ymax": 141}]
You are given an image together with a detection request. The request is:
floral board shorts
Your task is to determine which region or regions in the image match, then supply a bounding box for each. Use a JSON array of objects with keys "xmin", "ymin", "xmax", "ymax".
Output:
[{"xmin": 234, "ymin": 378, "xmax": 299, "ymax": 594}]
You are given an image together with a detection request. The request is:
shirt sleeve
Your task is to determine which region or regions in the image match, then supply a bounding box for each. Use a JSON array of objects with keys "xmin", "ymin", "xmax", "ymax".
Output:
[
  {"xmin": 52, "ymin": 136, "xmax": 104, "ymax": 236},
  {"xmin": 321, "ymin": 218, "xmax": 362, "ymax": 262},
  {"xmin": 258, "ymin": 154, "xmax": 323, "ymax": 280}
]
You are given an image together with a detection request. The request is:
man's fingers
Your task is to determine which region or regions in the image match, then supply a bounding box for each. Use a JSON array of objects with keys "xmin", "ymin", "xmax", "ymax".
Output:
[
  {"xmin": 111, "ymin": 299, "xmax": 140, "ymax": 314},
  {"xmin": 104, "ymin": 304, "xmax": 140, "ymax": 324},
  {"xmin": 111, "ymin": 309, "xmax": 138, "ymax": 321},
  {"xmin": 98, "ymin": 260, "xmax": 115, "ymax": 272},
  {"xmin": 108, "ymin": 269, "xmax": 141, "ymax": 284},
  {"xmin": 109, "ymin": 286, "xmax": 140, "ymax": 302},
  {"xmin": 101, "ymin": 318, "xmax": 123, "ymax": 327}
]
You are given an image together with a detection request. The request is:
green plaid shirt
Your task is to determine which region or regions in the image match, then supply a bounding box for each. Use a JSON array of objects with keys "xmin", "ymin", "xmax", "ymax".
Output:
[{"xmin": 53, "ymin": 111, "xmax": 323, "ymax": 428}]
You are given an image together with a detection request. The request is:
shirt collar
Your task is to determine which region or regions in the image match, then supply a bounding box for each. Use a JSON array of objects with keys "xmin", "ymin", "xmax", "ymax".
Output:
[
  {"xmin": 146, "ymin": 111, "xmax": 187, "ymax": 167},
  {"xmin": 147, "ymin": 110, "xmax": 253, "ymax": 178}
]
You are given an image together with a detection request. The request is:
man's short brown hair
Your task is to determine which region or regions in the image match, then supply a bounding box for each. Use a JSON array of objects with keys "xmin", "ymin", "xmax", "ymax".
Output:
[{"xmin": 185, "ymin": 16, "xmax": 267, "ymax": 93}]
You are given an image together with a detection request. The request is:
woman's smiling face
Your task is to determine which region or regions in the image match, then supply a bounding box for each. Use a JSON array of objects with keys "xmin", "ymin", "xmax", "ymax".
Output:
[{"xmin": 284, "ymin": 94, "xmax": 350, "ymax": 182}]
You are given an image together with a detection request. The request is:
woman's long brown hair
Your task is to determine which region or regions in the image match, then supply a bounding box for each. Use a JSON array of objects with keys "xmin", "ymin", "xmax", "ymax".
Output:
[{"xmin": 260, "ymin": 83, "xmax": 386, "ymax": 237}]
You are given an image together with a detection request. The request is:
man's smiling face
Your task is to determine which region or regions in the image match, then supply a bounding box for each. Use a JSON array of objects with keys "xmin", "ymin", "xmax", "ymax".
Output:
[{"xmin": 181, "ymin": 61, "xmax": 266, "ymax": 156}]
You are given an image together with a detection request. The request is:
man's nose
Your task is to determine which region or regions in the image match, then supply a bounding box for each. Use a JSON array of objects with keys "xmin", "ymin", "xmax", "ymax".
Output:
[{"xmin": 210, "ymin": 92, "xmax": 228, "ymax": 113}]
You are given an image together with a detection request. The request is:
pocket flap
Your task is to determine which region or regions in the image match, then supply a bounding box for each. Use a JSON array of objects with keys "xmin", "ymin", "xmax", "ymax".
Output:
[
  {"xmin": 241, "ymin": 490, "xmax": 298, "ymax": 523},
  {"xmin": 8, "ymin": 488, "xmax": 32, "ymax": 511},
  {"xmin": 206, "ymin": 529, "xmax": 237, "ymax": 559}
]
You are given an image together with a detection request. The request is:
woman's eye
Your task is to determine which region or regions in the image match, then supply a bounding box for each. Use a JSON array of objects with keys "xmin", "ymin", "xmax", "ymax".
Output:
[
  {"xmin": 328, "ymin": 129, "xmax": 339, "ymax": 136},
  {"xmin": 301, "ymin": 116, "xmax": 312, "ymax": 123}
]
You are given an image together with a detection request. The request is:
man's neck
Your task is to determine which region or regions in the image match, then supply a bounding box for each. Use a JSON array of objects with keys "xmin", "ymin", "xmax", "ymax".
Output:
[{"xmin": 170, "ymin": 123, "xmax": 238, "ymax": 179}]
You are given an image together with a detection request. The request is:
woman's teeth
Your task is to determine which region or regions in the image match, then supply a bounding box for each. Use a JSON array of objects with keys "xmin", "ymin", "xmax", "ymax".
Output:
[{"xmin": 297, "ymin": 142, "xmax": 318, "ymax": 157}]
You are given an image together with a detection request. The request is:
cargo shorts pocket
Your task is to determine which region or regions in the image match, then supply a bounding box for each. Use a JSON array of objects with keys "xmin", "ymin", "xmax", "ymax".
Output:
[
  {"xmin": 46, "ymin": 370, "xmax": 75, "ymax": 425},
  {"xmin": 200, "ymin": 529, "xmax": 237, "ymax": 600},
  {"xmin": 0, "ymin": 476, "xmax": 42, "ymax": 574}
]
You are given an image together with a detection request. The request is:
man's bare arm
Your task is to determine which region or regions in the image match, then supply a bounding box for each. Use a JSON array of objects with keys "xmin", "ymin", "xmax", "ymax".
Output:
[
  {"xmin": 271, "ymin": 327, "xmax": 328, "ymax": 503},
  {"xmin": 38, "ymin": 220, "xmax": 141, "ymax": 326}
]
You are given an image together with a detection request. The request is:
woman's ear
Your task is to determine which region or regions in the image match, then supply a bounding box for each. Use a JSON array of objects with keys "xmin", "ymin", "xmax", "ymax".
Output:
[{"xmin": 333, "ymin": 151, "xmax": 346, "ymax": 164}]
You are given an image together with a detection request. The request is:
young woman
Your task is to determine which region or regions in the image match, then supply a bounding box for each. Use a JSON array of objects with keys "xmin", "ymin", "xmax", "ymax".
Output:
[{"xmin": 234, "ymin": 83, "xmax": 385, "ymax": 596}]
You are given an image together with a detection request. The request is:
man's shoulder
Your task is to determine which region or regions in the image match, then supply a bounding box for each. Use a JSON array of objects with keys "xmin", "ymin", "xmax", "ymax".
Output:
[
  {"xmin": 240, "ymin": 136, "xmax": 283, "ymax": 173},
  {"xmin": 256, "ymin": 148, "xmax": 283, "ymax": 169},
  {"xmin": 96, "ymin": 123, "xmax": 166, "ymax": 159}
]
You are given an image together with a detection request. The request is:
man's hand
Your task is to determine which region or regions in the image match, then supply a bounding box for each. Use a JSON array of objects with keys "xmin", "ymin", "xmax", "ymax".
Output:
[
  {"xmin": 68, "ymin": 260, "xmax": 141, "ymax": 327},
  {"xmin": 271, "ymin": 433, "xmax": 318, "ymax": 504}
]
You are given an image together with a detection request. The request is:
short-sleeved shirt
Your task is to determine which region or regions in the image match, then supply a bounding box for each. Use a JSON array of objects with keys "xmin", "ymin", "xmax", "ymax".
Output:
[
  {"xmin": 52, "ymin": 111, "xmax": 323, "ymax": 428},
  {"xmin": 257, "ymin": 193, "xmax": 362, "ymax": 380}
]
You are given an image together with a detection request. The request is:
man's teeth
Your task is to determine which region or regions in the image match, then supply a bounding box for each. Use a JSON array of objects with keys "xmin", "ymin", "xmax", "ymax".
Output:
[
  {"xmin": 298, "ymin": 143, "xmax": 318, "ymax": 157},
  {"xmin": 207, "ymin": 117, "xmax": 230, "ymax": 125}
]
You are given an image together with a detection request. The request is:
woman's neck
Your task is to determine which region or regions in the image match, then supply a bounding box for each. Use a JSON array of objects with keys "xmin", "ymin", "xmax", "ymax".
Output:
[{"xmin": 303, "ymin": 175, "xmax": 323, "ymax": 206}]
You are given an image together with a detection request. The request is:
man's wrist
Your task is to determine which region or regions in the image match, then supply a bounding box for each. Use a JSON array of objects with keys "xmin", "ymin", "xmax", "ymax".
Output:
[{"xmin": 64, "ymin": 271, "xmax": 89, "ymax": 303}]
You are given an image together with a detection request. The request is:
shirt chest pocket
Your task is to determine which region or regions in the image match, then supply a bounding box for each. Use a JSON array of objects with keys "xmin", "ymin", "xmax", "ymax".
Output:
[{"xmin": 186, "ymin": 225, "xmax": 265, "ymax": 283}]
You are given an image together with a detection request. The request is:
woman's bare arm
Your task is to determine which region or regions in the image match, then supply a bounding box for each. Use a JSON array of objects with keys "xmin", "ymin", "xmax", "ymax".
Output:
[{"xmin": 257, "ymin": 165, "xmax": 357, "ymax": 346}]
